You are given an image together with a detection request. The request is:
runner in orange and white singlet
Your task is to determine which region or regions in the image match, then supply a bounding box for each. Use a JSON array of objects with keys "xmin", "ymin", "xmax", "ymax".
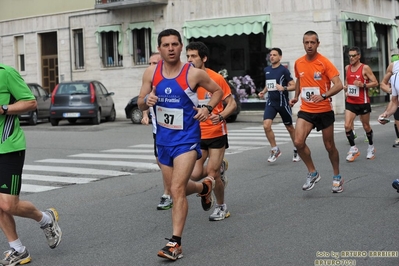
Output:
[{"xmin": 289, "ymin": 30, "xmax": 344, "ymax": 193}]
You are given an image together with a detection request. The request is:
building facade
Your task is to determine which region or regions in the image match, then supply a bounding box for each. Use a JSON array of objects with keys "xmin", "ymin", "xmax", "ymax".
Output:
[{"xmin": 1, "ymin": 0, "xmax": 398, "ymax": 117}]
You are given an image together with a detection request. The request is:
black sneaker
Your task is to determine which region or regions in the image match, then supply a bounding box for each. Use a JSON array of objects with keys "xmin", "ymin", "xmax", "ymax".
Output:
[
  {"xmin": 157, "ymin": 239, "xmax": 183, "ymax": 261},
  {"xmin": 197, "ymin": 176, "xmax": 215, "ymax": 211},
  {"xmin": 0, "ymin": 248, "xmax": 31, "ymax": 266}
]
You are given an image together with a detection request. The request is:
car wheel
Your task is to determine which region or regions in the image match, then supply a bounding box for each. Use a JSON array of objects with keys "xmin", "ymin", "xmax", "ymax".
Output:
[
  {"xmin": 28, "ymin": 111, "xmax": 38, "ymax": 125},
  {"xmin": 68, "ymin": 118, "xmax": 77, "ymax": 124},
  {"xmin": 106, "ymin": 106, "xmax": 116, "ymax": 122},
  {"xmin": 50, "ymin": 118, "xmax": 59, "ymax": 126},
  {"xmin": 91, "ymin": 110, "xmax": 101, "ymax": 125},
  {"xmin": 226, "ymin": 115, "xmax": 237, "ymax": 123},
  {"xmin": 130, "ymin": 107, "xmax": 143, "ymax": 124}
]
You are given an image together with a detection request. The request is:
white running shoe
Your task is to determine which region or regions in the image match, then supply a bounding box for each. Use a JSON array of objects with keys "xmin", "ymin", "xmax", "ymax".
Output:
[
  {"xmin": 220, "ymin": 158, "xmax": 229, "ymax": 188},
  {"xmin": 209, "ymin": 205, "xmax": 231, "ymax": 221},
  {"xmin": 332, "ymin": 176, "xmax": 344, "ymax": 193},
  {"xmin": 366, "ymin": 145, "xmax": 375, "ymax": 159},
  {"xmin": 346, "ymin": 146, "xmax": 360, "ymax": 162},
  {"xmin": 292, "ymin": 150, "xmax": 301, "ymax": 162},
  {"xmin": 268, "ymin": 148, "xmax": 281, "ymax": 162},
  {"xmin": 302, "ymin": 171, "xmax": 321, "ymax": 191},
  {"xmin": 41, "ymin": 208, "xmax": 62, "ymax": 249}
]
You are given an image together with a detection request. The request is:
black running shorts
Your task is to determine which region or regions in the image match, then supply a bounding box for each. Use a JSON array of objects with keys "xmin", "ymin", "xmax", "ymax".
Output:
[
  {"xmin": 0, "ymin": 150, "xmax": 25, "ymax": 195},
  {"xmin": 345, "ymin": 102, "xmax": 371, "ymax": 116},
  {"xmin": 200, "ymin": 135, "xmax": 229, "ymax": 150},
  {"xmin": 297, "ymin": 110, "xmax": 335, "ymax": 132}
]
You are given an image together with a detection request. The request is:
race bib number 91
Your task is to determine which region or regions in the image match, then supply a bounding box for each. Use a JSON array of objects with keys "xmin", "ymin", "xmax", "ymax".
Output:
[
  {"xmin": 156, "ymin": 106, "xmax": 184, "ymax": 130},
  {"xmin": 301, "ymin": 87, "xmax": 320, "ymax": 102}
]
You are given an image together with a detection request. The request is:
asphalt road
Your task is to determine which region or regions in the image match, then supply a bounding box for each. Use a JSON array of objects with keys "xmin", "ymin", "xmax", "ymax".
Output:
[{"xmin": 7, "ymin": 104, "xmax": 399, "ymax": 266}]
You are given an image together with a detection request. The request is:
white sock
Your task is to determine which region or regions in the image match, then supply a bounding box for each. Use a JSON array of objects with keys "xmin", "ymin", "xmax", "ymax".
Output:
[
  {"xmin": 9, "ymin": 239, "xmax": 25, "ymax": 253},
  {"xmin": 271, "ymin": 146, "xmax": 278, "ymax": 151},
  {"xmin": 39, "ymin": 211, "xmax": 51, "ymax": 227}
]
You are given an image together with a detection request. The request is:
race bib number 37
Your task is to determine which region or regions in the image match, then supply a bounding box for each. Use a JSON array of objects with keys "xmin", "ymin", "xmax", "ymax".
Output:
[{"xmin": 156, "ymin": 106, "xmax": 184, "ymax": 130}]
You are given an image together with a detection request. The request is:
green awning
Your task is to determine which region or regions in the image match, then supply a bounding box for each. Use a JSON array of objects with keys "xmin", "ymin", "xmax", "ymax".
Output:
[
  {"xmin": 341, "ymin": 12, "xmax": 398, "ymax": 49},
  {"xmin": 182, "ymin": 14, "xmax": 271, "ymax": 47},
  {"xmin": 126, "ymin": 21, "xmax": 156, "ymax": 54},
  {"xmin": 95, "ymin": 25, "xmax": 123, "ymax": 55}
]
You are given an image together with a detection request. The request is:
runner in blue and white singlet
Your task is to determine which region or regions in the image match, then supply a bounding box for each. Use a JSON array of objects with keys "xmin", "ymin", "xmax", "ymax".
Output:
[{"xmin": 152, "ymin": 61, "xmax": 200, "ymax": 146}]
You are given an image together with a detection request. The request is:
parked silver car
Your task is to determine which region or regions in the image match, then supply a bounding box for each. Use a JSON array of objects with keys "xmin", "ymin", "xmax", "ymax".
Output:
[{"xmin": 49, "ymin": 80, "xmax": 116, "ymax": 126}]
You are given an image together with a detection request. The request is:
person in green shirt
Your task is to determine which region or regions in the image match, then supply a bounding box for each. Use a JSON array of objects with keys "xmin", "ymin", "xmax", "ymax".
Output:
[{"xmin": 0, "ymin": 64, "xmax": 62, "ymax": 265}]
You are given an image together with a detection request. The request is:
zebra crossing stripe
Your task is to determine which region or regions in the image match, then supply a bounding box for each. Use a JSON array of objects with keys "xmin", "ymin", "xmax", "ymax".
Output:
[
  {"xmin": 23, "ymin": 165, "xmax": 131, "ymax": 176},
  {"xmin": 102, "ymin": 149, "xmax": 154, "ymax": 153},
  {"xmin": 21, "ymin": 184, "xmax": 61, "ymax": 193},
  {"xmin": 69, "ymin": 153, "xmax": 155, "ymax": 160},
  {"xmin": 23, "ymin": 174, "xmax": 97, "ymax": 184},
  {"xmin": 37, "ymin": 159, "xmax": 159, "ymax": 170}
]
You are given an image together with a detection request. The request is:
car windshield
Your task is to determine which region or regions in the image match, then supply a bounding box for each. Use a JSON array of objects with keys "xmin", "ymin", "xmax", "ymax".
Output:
[{"xmin": 56, "ymin": 84, "xmax": 89, "ymax": 95}]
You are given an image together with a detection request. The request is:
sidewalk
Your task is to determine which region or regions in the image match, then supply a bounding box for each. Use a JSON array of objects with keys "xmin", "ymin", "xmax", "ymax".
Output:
[{"xmin": 236, "ymin": 103, "xmax": 388, "ymax": 123}]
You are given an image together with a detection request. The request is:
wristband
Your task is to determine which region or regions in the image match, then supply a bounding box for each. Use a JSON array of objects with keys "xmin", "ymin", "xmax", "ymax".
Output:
[
  {"xmin": 363, "ymin": 83, "xmax": 367, "ymax": 89},
  {"xmin": 218, "ymin": 114, "xmax": 224, "ymax": 122},
  {"xmin": 201, "ymin": 104, "xmax": 213, "ymax": 114}
]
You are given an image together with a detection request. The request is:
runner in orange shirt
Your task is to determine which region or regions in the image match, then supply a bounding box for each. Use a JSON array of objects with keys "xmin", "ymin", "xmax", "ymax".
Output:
[
  {"xmin": 289, "ymin": 30, "xmax": 344, "ymax": 193},
  {"xmin": 186, "ymin": 41, "xmax": 237, "ymax": 221}
]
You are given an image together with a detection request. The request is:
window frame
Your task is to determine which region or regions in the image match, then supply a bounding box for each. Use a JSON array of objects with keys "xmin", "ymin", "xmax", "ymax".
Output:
[{"xmin": 73, "ymin": 29, "xmax": 85, "ymax": 70}]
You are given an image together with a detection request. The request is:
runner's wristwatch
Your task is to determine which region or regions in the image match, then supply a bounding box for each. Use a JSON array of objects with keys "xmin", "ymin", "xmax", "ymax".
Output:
[
  {"xmin": 202, "ymin": 104, "xmax": 213, "ymax": 114},
  {"xmin": 321, "ymin": 94, "xmax": 327, "ymax": 100},
  {"xmin": 1, "ymin": 105, "xmax": 8, "ymax": 115}
]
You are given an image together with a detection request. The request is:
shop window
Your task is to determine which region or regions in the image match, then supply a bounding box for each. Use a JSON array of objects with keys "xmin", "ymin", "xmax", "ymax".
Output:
[
  {"xmin": 101, "ymin": 31, "xmax": 123, "ymax": 67},
  {"xmin": 132, "ymin": 28, "xmax": 152, "ymax": 65},
  {"xmin": 73, "ymin": 29, "xmax": 84, "ymax": 70},
  {"xmin": 15, "ymin": 36, "xmax": 25, "ymax": 72},
  {"xmin": 194, "ymin": 33, "xmax": 267, "ymax": 104}
]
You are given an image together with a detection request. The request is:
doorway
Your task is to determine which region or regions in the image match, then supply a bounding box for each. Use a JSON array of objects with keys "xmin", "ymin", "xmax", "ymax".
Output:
[{"xmin": 40, "ymin": 32, "xmax": 59, "ymax": 93}]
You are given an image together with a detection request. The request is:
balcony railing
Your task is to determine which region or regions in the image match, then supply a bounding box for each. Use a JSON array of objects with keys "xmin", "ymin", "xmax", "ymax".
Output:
[{"xmin": 95, "ymin": 0, "xmax": 168, "ymax": 9}]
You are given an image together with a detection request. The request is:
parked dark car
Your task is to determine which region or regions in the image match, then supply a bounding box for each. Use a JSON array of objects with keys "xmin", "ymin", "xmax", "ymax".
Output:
[
  {"xmin": 19, "ymin": 83, "xmax": 51, "ymax": 125},
  {"xmin": 49, "ymin": 80, "xmax": 116, "ymax": 126},
  {"xmin": 125, "ymin": 96, "xmax": 143, "ymax": 124},
  {"xmin": 125, "ymin": 83, "xmax": 241, "ymax": 124}
]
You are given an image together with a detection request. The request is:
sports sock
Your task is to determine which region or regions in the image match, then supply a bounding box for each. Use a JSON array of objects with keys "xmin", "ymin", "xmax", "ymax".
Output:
[
  {"xmin": 311, "ymin": 171, "xmax": 318, "ymax": 177},
  {"xmin": 366, "ymin": 130, "xmax": 373, "ymax": 145},
  {"xmin": 171, "ymin": 235, "xmax": 181, "ymax": 246},
  {"xmin": 39, "ymin": 211, "xmax": 51, "ymax": 227},
  {"xmin": 346, "ymin": 130, "xmax": 355, "ymax": 146},
  {"xmin": 9, "ymin": 239, "xmax": 25, "ymax": 253}
]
